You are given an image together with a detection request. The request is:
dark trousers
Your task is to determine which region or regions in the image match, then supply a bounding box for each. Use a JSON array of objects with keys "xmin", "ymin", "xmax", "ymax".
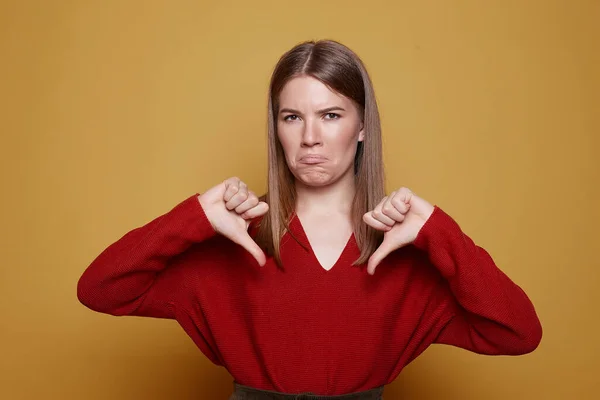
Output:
[{"xmin": 228, "ymin": 382, "xmax": 385, "ymax": 400}]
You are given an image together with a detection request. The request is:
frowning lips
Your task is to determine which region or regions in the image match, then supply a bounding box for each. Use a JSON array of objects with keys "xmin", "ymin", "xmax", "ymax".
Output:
[{"xmin": 298, "ymin": 154, "xmax": 328, "ymax": 164}]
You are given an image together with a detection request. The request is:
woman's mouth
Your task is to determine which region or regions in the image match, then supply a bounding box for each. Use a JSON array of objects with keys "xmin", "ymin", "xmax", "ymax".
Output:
[{"xmin": 298, "ymin": 155, "xmax": 328, "ymax": 164}]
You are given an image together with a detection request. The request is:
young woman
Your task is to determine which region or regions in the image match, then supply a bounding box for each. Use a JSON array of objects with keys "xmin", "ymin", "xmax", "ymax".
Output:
[{"xmin": 77, "ymin": 40, "xmax": 542, "ymax": 400}]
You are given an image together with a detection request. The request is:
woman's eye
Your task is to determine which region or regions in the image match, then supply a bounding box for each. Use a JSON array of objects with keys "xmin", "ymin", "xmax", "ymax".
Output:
[
  {"xmin": 325, "ymin": 113, "xmax": 340, "ymax": 120},
  {"xmin": 284, "ymin": 115, "xmax": 298, "ymax": 121}
]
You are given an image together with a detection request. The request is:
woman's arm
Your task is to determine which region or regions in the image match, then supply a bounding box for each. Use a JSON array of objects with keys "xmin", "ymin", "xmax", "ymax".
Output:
[
  {"xmin": 77, "ymin": 194, "xmax": 216, "ymax": 318},
  {"xmin": 413, "ymin": 206, "xmax": 543, "ymax": 355}
]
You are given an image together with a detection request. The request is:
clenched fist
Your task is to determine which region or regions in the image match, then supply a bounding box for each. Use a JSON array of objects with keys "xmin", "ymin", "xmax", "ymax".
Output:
[{"xmin": 197, "ymin": 177, "xmax": 269, "ymax": 266}]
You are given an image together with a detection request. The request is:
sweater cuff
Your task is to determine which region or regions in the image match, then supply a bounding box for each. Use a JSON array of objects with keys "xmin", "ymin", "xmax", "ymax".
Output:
[
  {"xmin": 412, "ymin": 205, "xmax": 464, "ymax": 278},
  {"xmin": 173, "ymin": 193, "xmax": 217, "ymax": 243}
]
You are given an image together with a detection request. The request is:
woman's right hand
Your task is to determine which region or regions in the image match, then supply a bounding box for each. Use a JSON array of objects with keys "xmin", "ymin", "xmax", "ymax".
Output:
[{"xmin": 197, "ymin": 177, "xmax": 269, "ymax": 266}]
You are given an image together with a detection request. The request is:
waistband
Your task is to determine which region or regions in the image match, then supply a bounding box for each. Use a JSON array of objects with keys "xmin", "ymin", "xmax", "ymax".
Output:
[{"xmin": 230, "ymin": 382, "xmax": 385, "ymax": 400}]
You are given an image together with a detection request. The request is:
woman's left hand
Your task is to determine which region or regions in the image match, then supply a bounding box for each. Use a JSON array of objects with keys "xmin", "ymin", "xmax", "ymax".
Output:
[{"xmin": 363, "ymin": 187, "xmax": 435, "ymax": 275}]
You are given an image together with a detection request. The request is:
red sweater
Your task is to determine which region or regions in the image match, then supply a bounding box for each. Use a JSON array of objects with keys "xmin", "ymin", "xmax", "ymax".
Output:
[{"xmin": 77, "ymin": 194, "xmax": 542, "ymax": 395}]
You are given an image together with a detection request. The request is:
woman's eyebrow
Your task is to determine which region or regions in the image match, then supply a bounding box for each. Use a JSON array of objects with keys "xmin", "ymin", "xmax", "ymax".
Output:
[{"xmin": 279, "ymin": 106, "xmax": 346, "ymax": 115}]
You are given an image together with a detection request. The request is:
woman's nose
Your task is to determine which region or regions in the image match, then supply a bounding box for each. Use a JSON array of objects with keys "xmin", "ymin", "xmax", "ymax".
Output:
[{"xmin": 301, "ymin": 120, "xmax": 322, "ymax": 147}]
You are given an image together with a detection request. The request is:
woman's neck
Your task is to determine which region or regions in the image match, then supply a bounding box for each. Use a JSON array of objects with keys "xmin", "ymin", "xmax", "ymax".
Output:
[{"xmin": 295, "ymin": 172, "xmax": 355, "ymax": 217}]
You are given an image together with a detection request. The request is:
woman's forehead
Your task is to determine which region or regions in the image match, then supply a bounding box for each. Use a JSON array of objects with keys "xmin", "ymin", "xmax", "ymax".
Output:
[{"xmin": 278, "ymin": 76, "xmax": 351, "ymax": 110}]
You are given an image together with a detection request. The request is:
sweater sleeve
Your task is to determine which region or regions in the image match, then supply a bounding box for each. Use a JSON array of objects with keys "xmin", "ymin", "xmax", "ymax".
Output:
[
  {"xmin": 413, "ymin": 206, "xmax": 543, "ymax": 355},
  {"xmin": 77, "ymin": 193, "xmax": 217, "ymax": 318}
]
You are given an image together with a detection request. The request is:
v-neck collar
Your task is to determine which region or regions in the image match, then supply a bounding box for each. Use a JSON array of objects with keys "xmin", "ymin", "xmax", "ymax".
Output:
[{"xmin": 287, "ymin": 213, "xmax": 359, "ymax": 273}]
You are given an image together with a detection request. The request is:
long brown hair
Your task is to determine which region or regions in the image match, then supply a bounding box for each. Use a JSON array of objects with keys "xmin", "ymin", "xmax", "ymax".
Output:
[{"xmin": 254, "ymin": 39, "xmax": 385, "ymax": 268}]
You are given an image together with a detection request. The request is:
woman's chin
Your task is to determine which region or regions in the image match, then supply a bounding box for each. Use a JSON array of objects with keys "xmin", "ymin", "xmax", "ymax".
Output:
[{"xmin": 295, "ymin": 170, "xmax": 334, "ymax": 187}]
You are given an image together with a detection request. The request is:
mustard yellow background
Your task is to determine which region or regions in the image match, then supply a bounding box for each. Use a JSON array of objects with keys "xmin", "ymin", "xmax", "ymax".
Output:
[{"xmin": 1, "ymin": 1, "xmax": 598, "ymax": 399}]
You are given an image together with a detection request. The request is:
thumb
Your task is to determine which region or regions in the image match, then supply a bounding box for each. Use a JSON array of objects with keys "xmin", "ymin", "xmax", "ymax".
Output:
[
  {"xmin": 367, "ymin": 237, "xmax": 398, "ymax": 275},
  {"xmin": 230, "ymin": 230, "xmax": 266, "ymax": 267}
]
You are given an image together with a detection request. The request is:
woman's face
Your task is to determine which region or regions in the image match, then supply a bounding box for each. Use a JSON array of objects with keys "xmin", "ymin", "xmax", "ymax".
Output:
[{"xmin": 276, "ymin": 75, "xmax": 364, "ymax": 188}]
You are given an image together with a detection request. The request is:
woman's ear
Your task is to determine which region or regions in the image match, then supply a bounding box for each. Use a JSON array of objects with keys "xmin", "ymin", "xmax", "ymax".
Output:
[{"xmin": 358, "ymin": 123, "xmax": 365, "ymax": 142}]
